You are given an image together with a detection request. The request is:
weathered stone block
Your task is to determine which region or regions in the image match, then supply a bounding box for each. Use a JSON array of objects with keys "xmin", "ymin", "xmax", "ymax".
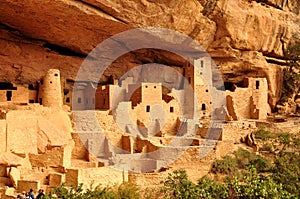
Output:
[
  {"xmin": 17, "ymin": 180, "xmax": 39, "ymax": 193},
  {"xmin": 0, "ymin": 165, "xmax": 7, "ymax": 177},
  {"xmin": 49, "ymin": 173, "xmax": 63, "ymax": 187},
  {"xmin": 0, "ymin": 177, "xmax": 12, "ymax": 186},
  {"xmin": 8, "ymin": 167, "xmax": 20, "ymax": 188}
]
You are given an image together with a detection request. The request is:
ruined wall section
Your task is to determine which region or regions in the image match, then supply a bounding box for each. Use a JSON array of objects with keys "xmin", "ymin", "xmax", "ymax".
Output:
[{"xmin": 226, "ymin": 78, "xmax": 270, "ymax": 120}]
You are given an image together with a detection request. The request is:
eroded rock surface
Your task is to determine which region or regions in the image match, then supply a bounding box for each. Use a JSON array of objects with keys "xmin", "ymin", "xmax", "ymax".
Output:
[{"xmin": 0, "ymin": 0, "xmax": 299, "ymax": 108}]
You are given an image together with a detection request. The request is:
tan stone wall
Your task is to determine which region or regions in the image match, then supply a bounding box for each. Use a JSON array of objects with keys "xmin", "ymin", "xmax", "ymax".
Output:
[
  {"xmin": 6, "ymin": 110, "xmax": 38, "ymax": 154},
  {"xmin": 130, "ymin": 85, "xmax": 182, "ymax": 136},
  {"xmin": 226, "ymin": 78, "xmax": 270, "ymax": 120},
  {"xmin": 0, "ymin": 86, "xmax": 30, "ymax": 104},
  {"xmin": 28, "ymin": 90, "xmax": 38, "ymax": 103},
  {"xmin": 49, "ymin": 173, "xmax": 63, "ymax": 187},
  {"xmin": 71, "ymin": 133, "xmax": 88, "ymax": 160},
  {"xmin": 0, "ymin": 120, "xmax": 6, "ymax": 153},
  {"xmin": 17, "ymin": 180, "xmax": 40, "ymax": 193},
  {"xmin": 66, "ymin": 167, "xmax": 127, "ymax": 189},
  {"xmin": 195, "ymin": 85, "xmax": 211, "ymax": 118},
  {"xmin": 222, "ymin": 121, "xmax": 256, "ymax": 141},
  {"xmin": 249, "ymin": 78, "xmax": 269, "ymax": 119},
  {"xmin": 29, "ymin": 146, "xmax": 65, "ymax": 168}
]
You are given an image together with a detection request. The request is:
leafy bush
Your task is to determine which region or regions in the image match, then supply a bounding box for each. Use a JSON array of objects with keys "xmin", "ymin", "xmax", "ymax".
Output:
[
  {"xmin": 254, "ymin": 126, "xmax": 274, "ymax": 141},
  {"xmin": 227, "ymin": 167, "xmax": 294, "ymax": 199},
  {"xmin": 211, "ymin": 156, "xmax": 238, "ymax": 175},
  {"xmin": 161, "ymin": 168, "xmax": 297, "ymax": 199},
  {"xmin": 161, "ymin": 170, "xmax": 200, "ymax": 199},
  {"xmin": 43, "ymin": 182, "xmax": 141, "ymax": 199},
  {"xmin": 259, "ymin": 143, "xmax": 273, "ymax": 152},
  {"xmin": 272, "ymin": 153, "xmax": 300, "ymax": 195},
  {"xmin": 279, "ymin": 42, "xmax": 300, "ymax": 103},
  {"xmin": 197, "ymin": 177, "xmax": 229, "ymax": 199},
  {"xmin": 248, "ymin": 156, "xmax": 271, "ymax": 172}
]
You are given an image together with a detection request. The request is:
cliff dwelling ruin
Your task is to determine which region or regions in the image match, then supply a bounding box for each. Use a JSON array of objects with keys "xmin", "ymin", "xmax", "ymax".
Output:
[{"xmin": 0, "ymin": 55, "xmax": 275, "ymax": 196}]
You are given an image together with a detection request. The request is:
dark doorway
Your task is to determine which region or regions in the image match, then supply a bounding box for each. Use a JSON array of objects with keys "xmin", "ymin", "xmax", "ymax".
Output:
[
  {"xmin": 256, "ymin": 80, "xmax": 260, "ymax": 89},
  {"xmin": 6, "ymin": 91, "xmax": 12, "ymax": 101},
  {"xmin": 146, "ymin": 105, "xmax": 150, "ymax": 112},
  {"xmin": 201, "ymin": 103, "xmax": 206, "ymax": 111},
  {"xmin": 170, "ymin": 107, "xmax": 174, "ymax": 113}
]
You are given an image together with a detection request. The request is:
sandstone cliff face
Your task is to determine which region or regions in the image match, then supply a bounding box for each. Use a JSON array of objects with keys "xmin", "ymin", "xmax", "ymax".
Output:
[{"xmin": 0, "ymin": 0, "xmax": 299, "ymax": 108}]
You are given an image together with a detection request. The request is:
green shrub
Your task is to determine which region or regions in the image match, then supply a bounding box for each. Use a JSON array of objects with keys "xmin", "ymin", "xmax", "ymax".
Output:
[
  {"xmin": 254, "ymin": 126, "xmax": 274, "ymax": 141},
  {"xmin": 272, "ymin": 154, "xmax": 300, "ymax": 195},
  {"xmin": 259, "ymin": 143, "xmax": 273, "ymax": 153},
  {"xmin": 248, "ymin": 156, "xmax": 272, "ymax": 172},
  {"xmin": 211, "ymin": 156, "xmax": 238, "ymax": 175},
  {"xmin": 279, "ymin": 41, "xmax": 300, "ymax": 103},
  {"xmin": 43, "ymin": 182, "xmax": 141, "ymax": 199},
  {"xmin": 227, "ymin": 167, "xmax": 294, "ymax": 199},
  {"xmin": 161, "ymin": 170, "xmax": 200, "ymax": 199},
  {"xmin": 197, "ymin": 177, "xmax": 229, "ymax": 199}
]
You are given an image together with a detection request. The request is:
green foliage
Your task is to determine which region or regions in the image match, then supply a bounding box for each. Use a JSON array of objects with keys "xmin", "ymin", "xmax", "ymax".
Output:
[
  {"xmin": 227, "ymin": 167, "xmax": 294, "ymax": 199},
  {"xmin": 280, "ymin": 42, "xmax": 300, "ymax": 103},
  {"xmin": 161, "ymin": 170, "xmax": 201, "ymax": 199},
  {"xmin": 254, "ymin": 126, "xmax": 274, "ymax": 141},
  {"xmin": 197, "ymin": 177, "xmax": 229, "ymax": 199},
  {"xmin": 43, "ymin": 182, "xmax": 141, "ymax": 199},
  {"xmin": 211, "ymin": 148, "xmax": 271, "ymax": 175},
  {"xmin": 161, "ymin": 168, "xmax": 297, "ymax": 199},
  {"xmin": 248, "ymin": 156, "xmax": 272, "ymax": 173},
  {"xmin": 211, "ymin": 156, "xmax": 238, "ymax": 175},
  {"xmin": 272, "ymin": 153, "xmax": 300, "ymax": 195},
  {"xmin": 259, "ymin": 143, "xmax": 273, "ymax": 152},
  {"xmin": 113, "ymin": 182, "xmax": 141, "ymax": 199}
]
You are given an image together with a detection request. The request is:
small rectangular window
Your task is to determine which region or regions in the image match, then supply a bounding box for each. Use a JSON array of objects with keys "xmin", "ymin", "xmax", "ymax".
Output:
[
  {"xmin": 66, "ymin": 97, "xmax": 70, "ymax": 103},
  {"xmin": 256, "ymin": 80, "xmax": 260, "ymax": 89},
  {"xmin": 6, "ymin": 91, "xmax": 12, "ymax": 101},
  {"xmin": 201, "ymin": 103, "xmax": 206, "ymax": 111},
  {"xmin": 29, "ymin": 99, "xmax": 35, "ymax": 103},
  {"xmin": 200, "ymin": 60, "xmax": 204, "ymax": 68},
  {"xmin": 85, "ymin": 98, "xmax": 88, "ymax": 105},
  {"xmin": 78, "ymin": 98, "xmax": 81, "ymax": 104},
  {"xmin": 170, "ymin": 107, "xmax": 174, "ymax": 113},
  {"xmin": 146, "ymin": 105, "xmax": 150, "ymax": 112}
]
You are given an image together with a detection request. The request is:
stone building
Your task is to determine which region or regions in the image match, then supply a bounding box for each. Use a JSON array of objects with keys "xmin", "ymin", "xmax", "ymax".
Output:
[
  {"xmin": 226, "ymin": 77, "xmax": 270, "ymax": 120},
  {"xmin": 0, "ymin": 82, "xmax": 37, "ymax": 104},
  {"xmin": 38, "ymin": 69, "xmax": 63, "ymax": 108}
]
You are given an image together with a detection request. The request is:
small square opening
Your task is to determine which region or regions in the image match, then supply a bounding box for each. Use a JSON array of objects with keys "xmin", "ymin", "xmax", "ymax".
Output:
[{"xmin": 170, "ymin": 107, "xmax": 174, "ymax": 113}]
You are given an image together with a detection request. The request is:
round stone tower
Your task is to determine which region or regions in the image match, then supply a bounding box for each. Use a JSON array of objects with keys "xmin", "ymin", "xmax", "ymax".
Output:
[{"xmin": 41, "ymin": 69, "xmax": 63, "ymax": 107}]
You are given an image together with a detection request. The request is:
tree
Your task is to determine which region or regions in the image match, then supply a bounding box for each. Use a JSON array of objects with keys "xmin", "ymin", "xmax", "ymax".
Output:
[{"xmin": 280, "ymin": 42, "xmax": 300, "ymax": 103}]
